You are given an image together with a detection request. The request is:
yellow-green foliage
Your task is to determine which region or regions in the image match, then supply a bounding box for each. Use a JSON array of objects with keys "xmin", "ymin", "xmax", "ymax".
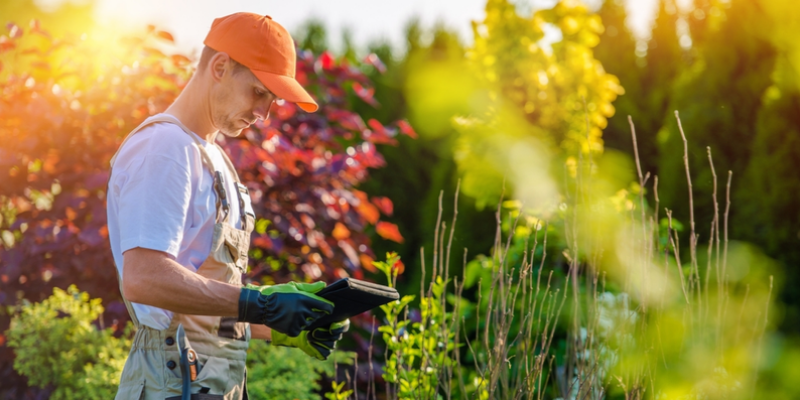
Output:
[
  {"xmin": 324, "ymin": 380, "xmax": 354, "ymax": 400},
  {"xmin": 453, "ymin": 0, "xmax": 623, "ymax": 208},
  {"xmin": 6, "ymin": 285, "xmax": 131, "ymax": 400}
]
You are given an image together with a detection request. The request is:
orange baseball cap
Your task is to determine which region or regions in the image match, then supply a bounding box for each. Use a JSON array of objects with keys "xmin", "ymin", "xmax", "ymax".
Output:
[{"xmin": 204, "ymin": 12, "xmax": 319, "ymax": 112}]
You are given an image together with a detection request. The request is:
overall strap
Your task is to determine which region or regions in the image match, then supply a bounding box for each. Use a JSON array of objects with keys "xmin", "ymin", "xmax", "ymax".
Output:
[
  {"xmin": 215, "ymin": 143, "xmax": 241, "ymax": 184},
  {"xmin": 215, "ymin": 144, "xmax": 250, "ymax": 230},
  {"xmin": 109, "ymin": 114, "xmax": 215, "ymax": 174}
]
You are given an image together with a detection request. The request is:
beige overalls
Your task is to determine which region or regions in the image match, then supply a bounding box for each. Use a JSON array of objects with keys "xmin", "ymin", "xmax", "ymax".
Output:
[{"xmin": 110, "ymin": 115, "xmax": 255, "ymax": 400}]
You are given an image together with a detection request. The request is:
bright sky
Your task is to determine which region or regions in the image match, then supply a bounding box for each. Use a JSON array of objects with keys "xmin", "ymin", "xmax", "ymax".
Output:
[{"xmin": 42, "ymin": 0, "xmax": 686, "ymax": 54}]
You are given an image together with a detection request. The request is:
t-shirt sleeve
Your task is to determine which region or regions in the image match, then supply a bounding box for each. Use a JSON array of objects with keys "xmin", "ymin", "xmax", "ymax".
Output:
[{"xmin": 117, "ymin": 154, "xmax": 193, "ymax": 257}]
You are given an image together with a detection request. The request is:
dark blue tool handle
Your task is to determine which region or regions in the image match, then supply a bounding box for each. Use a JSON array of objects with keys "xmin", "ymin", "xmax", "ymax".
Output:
[{"xmin": 179, "ymin": 349, "xmax": 191, "ymax": 400}]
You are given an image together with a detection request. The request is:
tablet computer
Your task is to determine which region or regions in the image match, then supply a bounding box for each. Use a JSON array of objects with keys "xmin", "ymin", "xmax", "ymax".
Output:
[{"xmin": 306, "ymin": 278, "xmax": 399, "ymax": 330}]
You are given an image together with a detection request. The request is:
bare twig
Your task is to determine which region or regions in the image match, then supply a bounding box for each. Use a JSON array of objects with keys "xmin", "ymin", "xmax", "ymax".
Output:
[
  {"xmin": 675, "ymin": 111, "xmax": 700, "ymax": 307},
  {"xmin": 723, "ymin": 171, "xmax": 732, "ymax": 296},
  {"xmin": 368, "ymin": 316, "xmax": 376, "ymax": 400}
]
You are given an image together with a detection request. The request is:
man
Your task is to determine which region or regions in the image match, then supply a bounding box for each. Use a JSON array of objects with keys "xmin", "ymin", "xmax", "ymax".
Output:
[{"xmin": 107, "ymin": 13, "xmax": 347, "ymax": 400}]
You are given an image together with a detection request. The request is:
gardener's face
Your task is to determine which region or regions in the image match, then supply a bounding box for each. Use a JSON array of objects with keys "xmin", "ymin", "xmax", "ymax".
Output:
[{"xmin": 210, "ymin": 59, "xmax": 277, "ymax": 137}]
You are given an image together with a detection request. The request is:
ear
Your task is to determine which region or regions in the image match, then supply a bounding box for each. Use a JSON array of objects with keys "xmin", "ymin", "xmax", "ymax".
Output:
[{"xmin": 208, "ymin": 52, "xmax": 233, "ymax": 83}]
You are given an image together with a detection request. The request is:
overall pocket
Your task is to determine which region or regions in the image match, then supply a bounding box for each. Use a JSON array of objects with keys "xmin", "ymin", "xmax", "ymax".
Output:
[{"xmin": 165, "ymin": 355, "xmax": 231, "ymax": 398}]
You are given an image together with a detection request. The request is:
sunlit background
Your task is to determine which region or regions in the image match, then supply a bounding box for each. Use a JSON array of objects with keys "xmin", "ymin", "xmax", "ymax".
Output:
[{"xmin": 34, "ymin": 0, "xmax": 688, "ymax": 51}]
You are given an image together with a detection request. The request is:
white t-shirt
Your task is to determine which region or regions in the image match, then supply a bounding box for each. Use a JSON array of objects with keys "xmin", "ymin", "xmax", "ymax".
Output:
[{"xmin": 107, "ymin": 115, "xmax": 253, "ymax": 329}]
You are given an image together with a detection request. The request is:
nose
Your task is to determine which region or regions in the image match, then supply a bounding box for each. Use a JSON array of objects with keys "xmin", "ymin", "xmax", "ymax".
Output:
[
  {"xmin": 253, "ymin": 94, "xmax": 277, "ymax": 121},
  {"xmin": 253, "ymin": 104, "xmax": 270, "ymax": 121}
]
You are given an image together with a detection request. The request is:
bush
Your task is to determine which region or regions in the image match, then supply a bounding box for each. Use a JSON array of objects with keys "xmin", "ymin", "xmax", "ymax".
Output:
[
  {"xmin": 246, "ymin": 339, "xmax": 353, "ymax": 400},
  {"xmin": 6, "ymin": 285, "xmax": 131, "ymax": 400}
]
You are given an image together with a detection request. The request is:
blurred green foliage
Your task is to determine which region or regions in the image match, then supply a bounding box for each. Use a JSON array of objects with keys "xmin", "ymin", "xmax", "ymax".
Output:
[
  {"xmin": 576, "ymin": 3, "xmax": 800, "ymax": 328},
  {"xmin": 640, "ymin": 0, "xmax": 800, "ymax": 329},
  {"xmin": 6, "ymin": 285, "xmax": 131, "ymax": 400},
  {"xmin": 4, "ymin": 0, "xmax": 800, "ymax": 397},
  {"xmin": 734, "ymin": 1, "xmax": 800, "ymax": 328}
]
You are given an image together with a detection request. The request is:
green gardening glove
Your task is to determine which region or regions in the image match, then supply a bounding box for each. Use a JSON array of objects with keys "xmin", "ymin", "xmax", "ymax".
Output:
[
  {"xmin": 239, "ymin": 282, "xmax": 334, "ymax": 337},
  {"xmin": 272, "ymin": 319, "xmax": 350, "ymax": 361}
]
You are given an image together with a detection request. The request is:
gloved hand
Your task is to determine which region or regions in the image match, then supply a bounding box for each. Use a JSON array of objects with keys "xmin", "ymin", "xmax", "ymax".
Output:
[
  {"xmin": 272, "ymin": 319, "xmax": 350, "ymax": 360},
  {"xmin": 238, "ymin": 281, "xmax": 334, "ymax": 337}
]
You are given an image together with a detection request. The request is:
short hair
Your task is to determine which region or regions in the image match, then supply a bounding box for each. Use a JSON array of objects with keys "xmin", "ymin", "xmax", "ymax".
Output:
[{"xmin": 198, "ymin": 46, "xmax": 247, "ymax": 74}]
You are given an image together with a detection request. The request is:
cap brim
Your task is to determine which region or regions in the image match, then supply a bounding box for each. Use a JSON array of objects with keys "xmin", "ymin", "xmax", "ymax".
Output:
[{"xmin": 251, "ymin": 70, "xmax": 319, "ymax": 112}]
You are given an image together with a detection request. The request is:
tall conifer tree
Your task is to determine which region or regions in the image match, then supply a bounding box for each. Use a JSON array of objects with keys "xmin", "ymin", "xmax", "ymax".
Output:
[
  {"xmin": 642, "ymin": 0, "xmax": 684, "ymax": 160},
  {"xmin": 687, "ymin": 0, "xmax": 713, "ymax": 46},
  {"xmin": 735, "ymin": 0, "xmax": 800, "ymax": 326},
  {"xmin": 594, "ymin": 0, "xmax": 651, "ymax": 168},
  {"xmin": 656, "ymin": 0, "xmax": 777, "ymax": 256}
]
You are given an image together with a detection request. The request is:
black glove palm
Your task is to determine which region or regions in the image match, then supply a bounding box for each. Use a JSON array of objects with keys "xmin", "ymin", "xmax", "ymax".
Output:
[
  {"xmin": 272, "ymin": 319, "xmax": 350, "ymax": 360},
  {"xmin": 308, "ymin": 320, "xmax": 349, "ymax": 358}
]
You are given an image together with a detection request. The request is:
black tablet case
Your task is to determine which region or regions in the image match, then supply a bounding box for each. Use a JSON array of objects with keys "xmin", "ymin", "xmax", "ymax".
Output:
[{"xmin": 307, "ymin": 278, "xmax": 399, "ymax": 330}]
